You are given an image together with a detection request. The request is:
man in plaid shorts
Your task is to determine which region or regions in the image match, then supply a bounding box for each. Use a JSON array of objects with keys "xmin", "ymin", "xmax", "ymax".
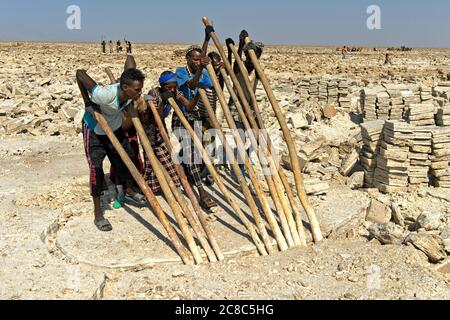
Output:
[{"xmin": 76, "ymin": 67, "xmax": 146, "ymax": 232}]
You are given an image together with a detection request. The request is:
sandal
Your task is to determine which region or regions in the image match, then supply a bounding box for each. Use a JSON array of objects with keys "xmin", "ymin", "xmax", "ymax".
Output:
[
  {"xmin": 124, "ymin": 192, "xmax": 147, "ymax": 207},
  {"xmin": 94, "ymin": 218, "xmax": 112, "ymax": 232},
  {"xmin": 200, "ymin": 195, "xmax": 217, "ymax": 211}
]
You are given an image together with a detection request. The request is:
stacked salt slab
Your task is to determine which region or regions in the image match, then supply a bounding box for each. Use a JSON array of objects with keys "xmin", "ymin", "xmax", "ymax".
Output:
[
  {"xmin": 402, "ymin": 88, "xmax": 421, "ymax": 106},
  {"xmin": 338, "ymin": 79, "xmax": 351, "ymax": 111},
  {"xmin": 408, "ymin": 127, "xmax": 432, "ymax": 186},
  {"xmin": 405, "ymin": 103, "xmax": 436, "ymax": 186},
  {"xmin": 376, "ymin": 91, "xmax": 391, "ymax": 120},
  {"xmin": 420, "ymin": 86, "xmax": 433, "ymax": 102},
  {"xmin": 405, "ymin": 103, "xmax": 436, "ymax": 127},
  {"xmin": 362, "ymin": 84, "xmax": 426, "ymax": 122},
  {"xmin": 430, "ymin": 127, "xmax": 450, "ymax": 188},
  {"xmin": 360, "ymin": 120, "xmax": 385, "ymax": 187},
  {"xmin": 361, "ymin": 88, "xmax": 379, "ymax": 121},
  {"xmin": 436, "ymin": 104, "xmax": 450, "ymax": 126},
  {"xmin": 309, "ymin": 77, "xmax": 319, "ymax": 101},
  {"xmin": 297, "ymin": 76, "xmax": 357, "ymax": 110},
  {"xmin": 373, "ymin": 120, "xmax": 411, "ymax": 193},
  {"xmin": 299, "ymin": 77, "xmax": 310, "ymax": 100},
  {"xmin": 318, "ymin": 79, "xmax": 328, "ymax": 102},
  {"xmin": 327, "ymin": 79, "xmax": 338, "ymax": 104},
  {"xmin": 433, "ymin": 82, "xmax": 450, "ymax": 102},
  {"xmin": 386, "ymin": 88, "xmax": 404, "ymax": 120}
]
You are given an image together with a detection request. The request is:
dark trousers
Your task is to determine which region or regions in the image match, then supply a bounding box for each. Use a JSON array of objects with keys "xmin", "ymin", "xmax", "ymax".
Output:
[
  {"xmin": 82, "ymin": 123, "xmax": 136, "ymax": 197},
  {"xmin": 109, "ymin": 127, "xmax": 143, "ymax": 184}
]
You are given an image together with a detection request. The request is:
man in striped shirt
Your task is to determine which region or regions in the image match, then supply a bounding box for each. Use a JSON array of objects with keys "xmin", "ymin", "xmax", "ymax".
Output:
[{"xmin": 173, "ymin": 45, "xmax": 218, "ymax": 210}]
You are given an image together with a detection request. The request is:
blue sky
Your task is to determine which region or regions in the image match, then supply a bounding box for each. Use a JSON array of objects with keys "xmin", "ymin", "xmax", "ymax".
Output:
[{"xmin": 0, "ymin": 0, "xmax": 449, "ymax": 47}]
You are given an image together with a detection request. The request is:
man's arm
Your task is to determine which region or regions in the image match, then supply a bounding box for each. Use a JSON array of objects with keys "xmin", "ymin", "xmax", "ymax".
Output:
[
  {"xmin": 187, "ymin": 26, "xmax": 213, "ymax": 90},
  {"xmin": 179, "ymin": 93, "xmax": 199, "ymax": 111},
  {"xmin": 235, "ymin": 30, "xmax": 248, "ymax": 74},
  {"xmin": 226, "ymin": 38, "xmax": 234, "ymax": 68},
  {"xmin": 162, "ymin": 90, "xmax": 198, "ymax": 111},
  {"xmin": 187, "ymin": 62, "xmax": 206, "ymax": 90},
  {"xmin": 76, "ymin": 70, "xmax": 97, "ymax": 104}
]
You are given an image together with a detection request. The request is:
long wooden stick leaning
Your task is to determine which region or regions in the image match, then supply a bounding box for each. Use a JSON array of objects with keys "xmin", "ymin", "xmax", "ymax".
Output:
[
  {"xmin": 205, "ymin": 65, "xmax": 290, "ymax": 250},
  {"xmin": 242, "ymin": 35, "xmax": 323, "ymax": 242},
  {"xmin": 200, "ymin": 21, "xmax": 296, "ymax": 248},
  {"xmin": 148, "ymin": 101, "xmax": 225, "ymax": 261},
  {"xmin": 226, "ymin": 43, "xmax": 303, "ymax": 246},
  {"xmin": 202, "ymin": 18, "xmax": 312, "ymax": 243},
  {"xmin": 93, "ymin": 111, "xmax": 192, "ymax": 264},
  {"xmin": 216, "ymin": 66, "xmax": 296, "ymax": 248},
  {"xmin": 167, "ymin": 97, "xmax": 268, "ymax": 256},
  {"xmin": 199, "ymin": 21, "xmax": 298, "ymax": 247},
  {"xmin": 126, "ymin": 105, "xmax": 214, "ymax": 264},
  {"xmin": 196, "ymin": 88, "xmax": 274, "ymax": 253},
  {"xmin": 199, "ymin": 86, "xmax": 290, "ymax": 253}
]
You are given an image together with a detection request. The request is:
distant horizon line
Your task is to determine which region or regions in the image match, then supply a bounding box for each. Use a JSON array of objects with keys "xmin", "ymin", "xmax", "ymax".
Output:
[{"xmin": 1, "ymin": 39, "xmax": 449, "ymax": 50}]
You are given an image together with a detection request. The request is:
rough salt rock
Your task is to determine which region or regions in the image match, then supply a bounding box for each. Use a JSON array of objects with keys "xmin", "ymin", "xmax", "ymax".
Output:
[
  {"xmin": 304, "ymin": 179, "xmax": 329, "ymax": 195},
  {"xmin": 405, "ymin": 233, "xmax": 446, "ymax": 263},
  {"xmin": 366, "ymin": 199, "xmax": 392, "ymax": 224},
  {"xmin": 322, "ymin": 104, "xmax": 337, "ymax": 119},
  {"xmin": 441, "ymin": 225, "xmax": 450, "ymax": 240},
  {"xmin": 416, "ymin": 212, "xmax": 443, "ymax": 231},
  {"xmin": 288, "ymin": 113, "xmax": 308, "ymax": 129},
  {"xmin": 39, "ymin": 78, "xmax": 51, "ymax": 86},
  {"xmin": 441, "ymin": 226, "xmax": 450, "ymax": 253},
  {"xmin": 340, "ymin": 150, "xmax": 359, "ymax": 176},
  {"xmin": 347, "ymin": 171, "xmax": 365, "ymax": 189},
  {"xmin": 391, "ymin": 203, "xmax": 405, "ymax": 227},
  {"xmin": 368, "ymin": 222, "xmax": 407, "ymax": 245},
  {"xmin": 281, "ymin": 154, "xmax": 307, "ymax": 172}
]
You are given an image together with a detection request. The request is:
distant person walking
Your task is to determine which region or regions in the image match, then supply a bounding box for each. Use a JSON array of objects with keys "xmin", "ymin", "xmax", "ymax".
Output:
[
  {"xmin": 127, "ymin": 41, "xmax": 132, "ymax": 54},
  {"xmin": 101, "ymin": 40, "xmax": 106, "ymax": 54},
  {"xmin": 384, "ymin": 53, "xmax": 392, "ymax": 65},
  {"xmin": 109, "ymin": 40, "xmax": 113, "ymax": 54},
  {"xmin": 116, "ymin": 40, "xmax": 122, "ymax": 53},
  {"xmin": 342, "ymin": 46, "xmax": 348, "ymax": 60}
]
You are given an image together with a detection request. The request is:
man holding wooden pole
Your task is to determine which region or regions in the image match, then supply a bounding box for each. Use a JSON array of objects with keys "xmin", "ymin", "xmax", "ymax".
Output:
[
  {"xmin": 76, "ymin": 67, "xmax": 147, "ymax": 231},
  {"xmin": 172, "ymin": 41, "xmax": 217, "ymax": 211}
]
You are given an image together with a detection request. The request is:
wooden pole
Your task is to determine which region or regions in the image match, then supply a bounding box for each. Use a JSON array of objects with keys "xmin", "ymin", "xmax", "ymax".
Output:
[
  {"xmin": 201, "ymin": 18, "xmax": 312, "ymax": 243},
  {"xmin": 126, "ymin": 105, "xmax": 214, "ymax": 264},
  {"xmin": 200, "ymin": 87, "xmax": 288, "ymax": 251},
  {"xmin": 223, "ymin": 49, "xmax": 307, "ymax": 245},
  {"xmin": 198, "ymin": 88, "xmax": 277, "ymax": 254},
  {"xmin": 199, "ymin": 19, "xmax": 300, "ymax": 247},
  {"xmin": 216, "ymin": 66, "xmax": 295, "ymax": 248},
  {"xmin": 205, "ymin": 65, "xmax": 290, "ymax": 251},
  {"xmin": 167, "ymin": 98, "xmax": 268, "ymax": 256},
  {"xmin": 226, "ymin": 43, "xmax": 303, "ymax": 246},
  {"xmin": 243, "ymin": 35, "xmax": 323, "ymax": 242},
  {"xmin": 93, "ymin": 111, "xmax": 192, "ymax": 264},
  {"xmin": 148, "ymin": 101, "xmax": 225, "ymax": 261}
]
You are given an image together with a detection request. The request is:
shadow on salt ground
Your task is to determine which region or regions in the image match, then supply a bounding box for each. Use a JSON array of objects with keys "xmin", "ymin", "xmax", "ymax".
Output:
[{"xmin": 122, "ymin": 204, "xmax": 180, "ymax": 255}]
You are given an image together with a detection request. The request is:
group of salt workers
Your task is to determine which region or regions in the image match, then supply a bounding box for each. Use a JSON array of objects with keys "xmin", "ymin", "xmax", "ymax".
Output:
[{"xmin": 76, "ymin": 27, "xmax": 264, "ymax": 231}]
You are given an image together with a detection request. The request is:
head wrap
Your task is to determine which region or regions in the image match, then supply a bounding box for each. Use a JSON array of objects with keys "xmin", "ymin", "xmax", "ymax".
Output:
[{"xmin": 159, "ymin": 72, "xmax": 177, "ymax": 86}]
